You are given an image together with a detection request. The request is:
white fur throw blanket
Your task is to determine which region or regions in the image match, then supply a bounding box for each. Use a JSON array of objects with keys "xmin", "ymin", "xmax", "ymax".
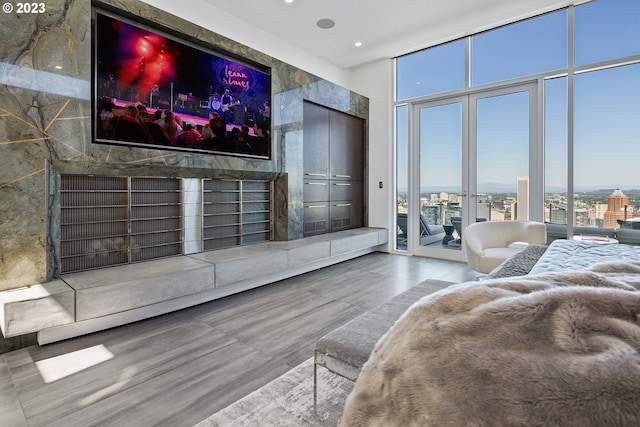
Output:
[{"xmin": 340, "ymin": 261, "xmax": 640, "ymax": 427}]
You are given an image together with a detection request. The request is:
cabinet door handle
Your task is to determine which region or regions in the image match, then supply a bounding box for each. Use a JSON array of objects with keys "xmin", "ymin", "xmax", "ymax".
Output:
[
  {"xmin": 334, "ymin": 174, "xmax": 351, "ymax": 178},
  {"xmin": 335, "ymin": 203, "xmax": 351, "ymax": 207},
  {"xmin": 333, "ymin": 183, "xmax": 351, "ymax": 186},
  {"xmin": 305, "ymin": 182, "xmax": 327, "ymax": 186},
  {"xmin": 305, "ymin": 173, "xmax": 327, "ymax": 177},
  {"xmin": 307, "ymin": 204, "xmax": 327, "ymax": 208}
]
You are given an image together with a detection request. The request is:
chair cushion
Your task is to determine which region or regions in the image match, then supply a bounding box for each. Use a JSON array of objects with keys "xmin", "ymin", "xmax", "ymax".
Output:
[{"xmin": 477, "ymin": 247, "xmax": 526, "ymax": 273}]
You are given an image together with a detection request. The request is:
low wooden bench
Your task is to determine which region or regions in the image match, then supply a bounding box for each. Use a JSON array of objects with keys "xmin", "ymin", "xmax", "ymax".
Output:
[{"xmin": 313, "ymin": 278, "xmax": 453, "ymax": 408}]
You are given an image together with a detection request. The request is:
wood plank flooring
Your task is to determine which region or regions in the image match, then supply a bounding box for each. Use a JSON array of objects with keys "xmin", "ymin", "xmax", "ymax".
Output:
[{"xmin": 1, "ymin": 252, "xmax": 476, "ymax": 427}]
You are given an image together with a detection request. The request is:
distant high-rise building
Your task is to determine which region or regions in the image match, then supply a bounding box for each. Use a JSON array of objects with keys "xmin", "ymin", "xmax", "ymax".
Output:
[
  {"xmin": 477, "ymin": 203, "xmax": 490, "ymax": 221},
  {"xmin": 594, "ymin": 203, "xmax": 608, "ymax": 220},
  {"xmin": 550, "ymin": 206, "xmax": 567, "ymax": 224},
  {"xmin": 491, "ymin": 211, "xmax": 505, "ymax": 221},
  {"xmin": 422, "ymin": 205, "xmax": 440, "ymax": 226},
  {"xmin": 603, "ymin": 188, "xmax": 629, "ymax": 228},
  {"xmin": 574, "ymin": 208, "xmax": 590, "ymax": 227},
  {"xmin": 516, "ymin": 176, "xmax": 529, "ymax": 220}
]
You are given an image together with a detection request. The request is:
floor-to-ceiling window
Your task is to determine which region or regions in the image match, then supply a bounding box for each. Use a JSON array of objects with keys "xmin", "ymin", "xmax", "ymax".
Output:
[
  {"xmin": 395, "ymin": 0, "xmax": 640, "ymax": 256},
  {"xmin": 395, "ymin": 39, "xmax": 465, "ymax": 253},
  {"xmin": 573, "ymin": 64, "xmax": 640, "ymax": 230}
]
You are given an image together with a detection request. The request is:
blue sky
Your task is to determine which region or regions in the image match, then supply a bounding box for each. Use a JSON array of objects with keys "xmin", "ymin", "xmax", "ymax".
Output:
[{"xmin": 397, "ymin": 0, "xmax": 640, "ymax": 193}]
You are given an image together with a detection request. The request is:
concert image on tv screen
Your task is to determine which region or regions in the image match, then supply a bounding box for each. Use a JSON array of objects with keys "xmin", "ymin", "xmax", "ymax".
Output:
[{"xmin": 93, "ymin": 10, "xmax": 272, "ymax": 159}]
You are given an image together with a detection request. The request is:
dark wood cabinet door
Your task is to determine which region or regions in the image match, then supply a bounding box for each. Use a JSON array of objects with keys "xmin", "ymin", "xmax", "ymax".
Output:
[
  {"xmin": 328, "ymin": 180, "xmax": 363, "ymax": 231},
  {"xmin": 303, "ymin": 102, "xmax": 330, "ymax": 178},
  {"xmin": 329, "ymin": 202, "xmax": 358, "ymax": 231},
  {"xmin": 303, "ymin": 203, "xmax": 329, "ymax": 236},
  {"xmin": 303, "ymin": 102, "xmax": 364, "ymax": 235},
  {"xmin": 329, "ymin": 110, "xmax": 364, "ymax": 181},
  {"xmin": 303, "ymin": 179, "xmax": 329, "ymax": 202},
  {"xmin": 350, "ymin": 181, "xmax": 363, "ymax": 229},
  {"xmin": 329, "ymin": 180, "xmax": 353, "ymax": 202}
]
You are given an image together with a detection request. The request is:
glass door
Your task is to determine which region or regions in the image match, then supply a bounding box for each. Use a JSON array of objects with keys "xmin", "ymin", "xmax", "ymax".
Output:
[
  {"xmin": 469, "ymin": 84, "xmax": 539, "ymax": 227},
  {"xmin": 411, "ymin": 83, "xmax": 539, "ymax": 260},
  {"xmin": 411, "ymin": 96, "xmax": 467, "ymax": 261}
]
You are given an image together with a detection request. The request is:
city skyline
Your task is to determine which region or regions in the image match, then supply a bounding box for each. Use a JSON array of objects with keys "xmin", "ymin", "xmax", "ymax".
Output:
[
  {"xmin": 399, "ymin": 186, "xmax": 640, "ymax": 230},
  {"xmin": 398, "ymin": 184, "xmax": 640, "ymax": 195}
]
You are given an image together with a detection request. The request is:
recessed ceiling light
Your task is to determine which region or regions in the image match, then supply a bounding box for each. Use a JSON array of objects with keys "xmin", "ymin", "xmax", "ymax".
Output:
[
  {"xmin": 284, "ymin": 0, "xmax": 293, "ymax": 3},
  {"xmin": 354, "ymin": 42, "xmax": 362, "ymax": 47},
  {"xmin": 317, "ymin": 18, "xmax": 335, "ymax": 29}
]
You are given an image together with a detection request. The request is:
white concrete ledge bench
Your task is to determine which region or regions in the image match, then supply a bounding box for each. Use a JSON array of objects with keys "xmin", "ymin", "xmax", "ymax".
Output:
[
  {"xmin": 313, "ymin": 278, "xmax": 454, "ymax": 407},
  {"xmin": 0, "ymin": 228, "xmax": 388, "ymax": 345}
]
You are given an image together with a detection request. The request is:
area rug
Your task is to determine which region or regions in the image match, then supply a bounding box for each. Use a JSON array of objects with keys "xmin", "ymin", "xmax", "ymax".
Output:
[{"xmin": 195, "ymin": 358, "xmax": 353, "ymax": 427}]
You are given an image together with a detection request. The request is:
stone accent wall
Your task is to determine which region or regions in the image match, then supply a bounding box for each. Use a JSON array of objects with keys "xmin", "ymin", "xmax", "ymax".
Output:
[{"xmin": 0, "ymin": 0, "xmax": 369, "ymax": 291}]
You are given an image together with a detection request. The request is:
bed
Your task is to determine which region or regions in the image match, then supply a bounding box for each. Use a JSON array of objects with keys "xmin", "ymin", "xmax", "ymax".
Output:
[
  {"xmin": 530, "ymin": 238, "xmax": 640, "ymax": 274},
  {"xmin": 339, "ymin": 240, "xmax": 640, "ymax": 426}
]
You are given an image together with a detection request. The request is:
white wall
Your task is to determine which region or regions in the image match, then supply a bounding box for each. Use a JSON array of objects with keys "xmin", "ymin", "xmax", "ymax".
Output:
[
  {"xmin": 348, "ymin": 60, "xmax": 394, "ymax": 251},
  {"xmin": 139, "ymin": 0, "xmax": 352, "ymax": 88}
]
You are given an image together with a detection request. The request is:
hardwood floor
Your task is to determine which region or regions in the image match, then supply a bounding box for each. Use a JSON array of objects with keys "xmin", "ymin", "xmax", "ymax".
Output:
[{"xmin": 1, "ymin": 252, "xmax": 476, "ymax": 427}]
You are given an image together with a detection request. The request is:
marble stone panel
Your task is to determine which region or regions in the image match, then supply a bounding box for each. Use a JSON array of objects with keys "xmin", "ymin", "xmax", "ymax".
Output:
[
  {"xmin": 63, "ymin": 257, "xmax": 215, "ymax": 321},
  {"xmin": 269, "ymin": 238, "xmax": 332, "ymax": 268},
  {"xmin": 376, "ymin": 228, "xmax": 390, "ymax": 245},
  {"xmin": 0, "ymin": 280, "xmax": 74, "ymax": 337},
  {"xmin": 328, "ymin": 229, "xmax": 383, "ymax": 256},
  {"xmin": 285, "ymin": 130, "xmax": 304, "ymax": 239},
  {"xmin": 190, "ymin": 245, "xmax": 288, "ymax": 287}
]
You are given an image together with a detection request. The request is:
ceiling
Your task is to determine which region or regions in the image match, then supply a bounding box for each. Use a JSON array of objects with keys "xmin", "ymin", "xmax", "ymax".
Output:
[{"xmin": 205, "ymin": 0, "xmax": 584, "ymax": 69}]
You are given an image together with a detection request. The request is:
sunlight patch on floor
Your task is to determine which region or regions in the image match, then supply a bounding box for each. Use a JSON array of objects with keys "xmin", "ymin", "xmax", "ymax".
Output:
[{"xmin": 35, "ymin": 344, "xmax": 114, "ymax": 383}]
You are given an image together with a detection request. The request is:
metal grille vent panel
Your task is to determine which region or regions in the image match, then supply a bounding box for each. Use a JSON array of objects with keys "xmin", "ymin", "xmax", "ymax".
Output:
[
  {"xmin": 59, "ymin": 175, "xmax": 272, "ymax": 273},
  {"xmin": 130, "ymin": 205, "xmax": 181, "ymax": 221},
  {"xmin": 204, "ymin": 237, "xmax": 240, "ymax": 251},
  {"xmin": 131, "ymin": 177, "xmax": 180, "ymax": 191},
  {"xmin": 304, "ymin": 220, "xmax": 327, "ymax": 233},
  {"xmin": 130, "ymin": 217, "xmax": 181, "ymax": 234},
  {"xmin": 61, "ymin": 175, "xmax": 127, "ymax": 191},
  {"xmin": 203, "ymin": 225, "xmax": 240, "ymax": 239},
  {"xmin": 61, "ymin": 206, "xmax": 127, "ymax": 224},
  {"xmin": 243, "ymin": 233, "xmax": 269, "ymax": 244},
  {"xmin": 60, "ymin": 176, "xmax": 129, "ymax": 272},
  {"xmin": 60, "ymin": 175, "xmax": 183, "ymax": 273},
  {"xmin": 205, "ymin": 203, "xmax": 240, "ymax": 215},
  {"xmin": 203, "ymin": 179, "xmax": 272, "ymax": 248},
  {"xmin": 203, "ymin": 213, "xmax": 240, "ymax": 227},
  {"xmin": 242, "ymin": 181, "xmax": 270, "ymax": 192},
  {"xmin": 130, "ymin": 177, "xmax": 182, "ymax": 262}
]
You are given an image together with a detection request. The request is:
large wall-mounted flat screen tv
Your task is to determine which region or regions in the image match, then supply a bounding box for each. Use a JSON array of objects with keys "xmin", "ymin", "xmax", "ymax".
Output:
[{"xmin": 93, "ymin": 8, "xmax": 272, "ymax": 159}]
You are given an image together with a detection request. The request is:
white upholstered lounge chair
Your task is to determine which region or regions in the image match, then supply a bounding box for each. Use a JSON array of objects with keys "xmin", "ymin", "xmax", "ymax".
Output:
[{"xmin": 462, "ymin": 220, "xmax": 547, "ymax": 274}]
